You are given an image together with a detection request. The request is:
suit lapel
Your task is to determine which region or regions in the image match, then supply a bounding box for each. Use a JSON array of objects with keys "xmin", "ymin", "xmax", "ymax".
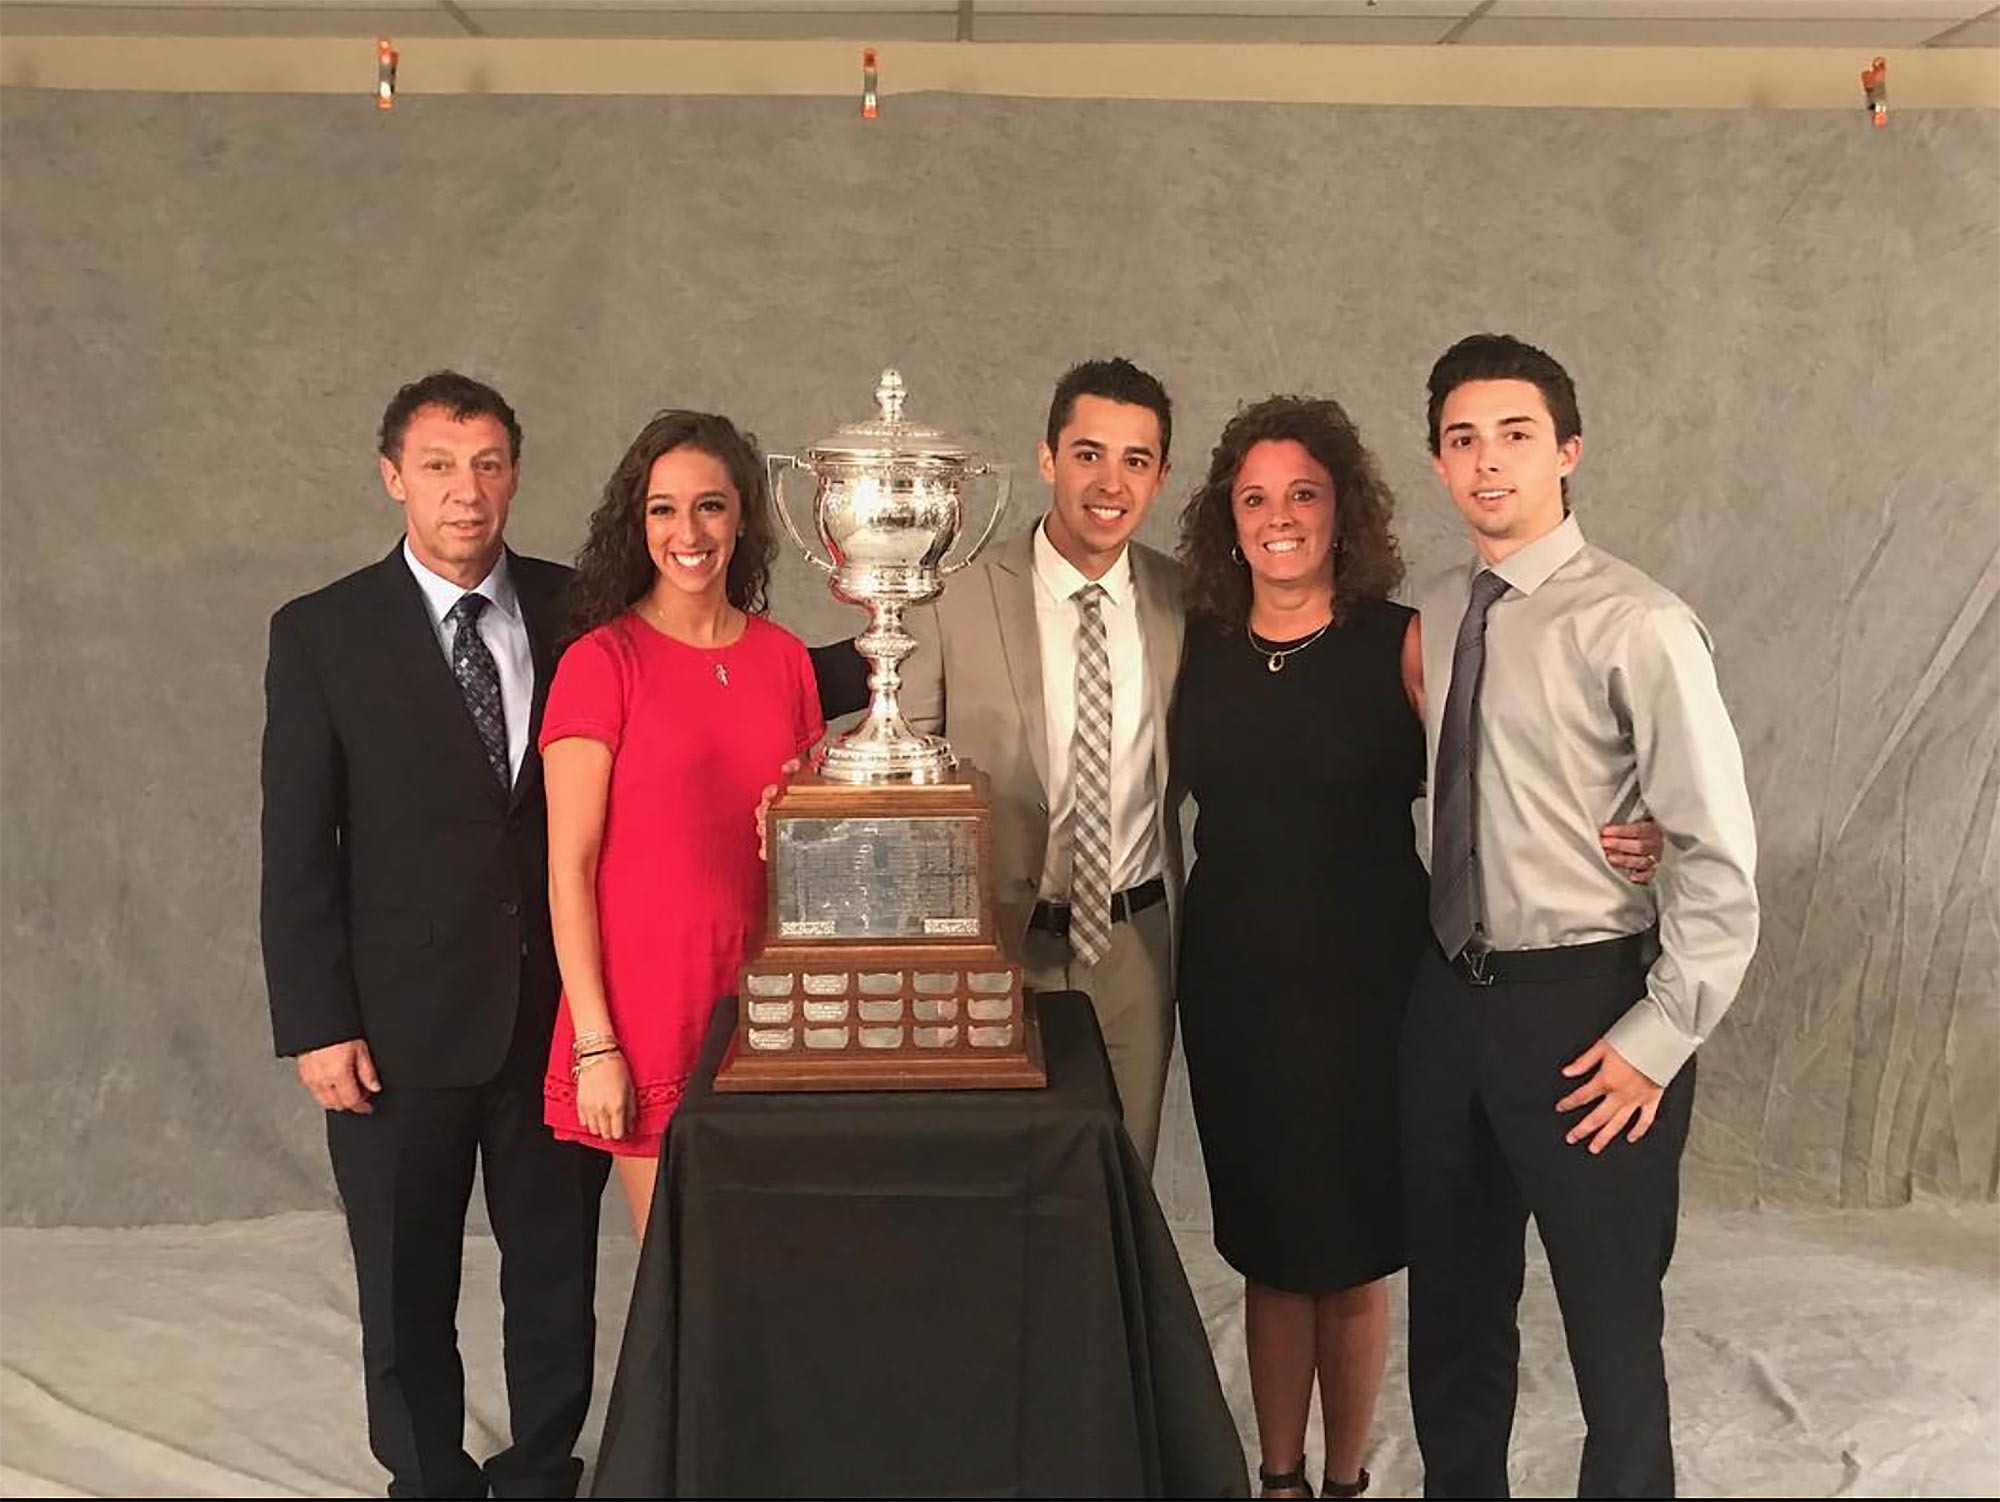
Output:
[
  {"xmin": 988, "ymin": 531, "xmax": 1050, "ymax": 796},
  {"xmin": 1132, "ymin": 546, "xmax": 1184, "ymax": 797},
  {"xmin": 511, "ymin": 553, "xmax": 561, "ymax": 811},
  {"xmin": 370, "ymin": 546, "xmax": 511, "ymax": 809}
]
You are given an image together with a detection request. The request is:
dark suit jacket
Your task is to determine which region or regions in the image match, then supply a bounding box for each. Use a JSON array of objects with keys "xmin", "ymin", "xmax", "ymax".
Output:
[
  {"xmin": 261, "ymin": 544, "xmax": 570, "ymax": 1089},
  {"xmin": 261, "ymin": 544, "xmax": 874, "ymax": 1089}
]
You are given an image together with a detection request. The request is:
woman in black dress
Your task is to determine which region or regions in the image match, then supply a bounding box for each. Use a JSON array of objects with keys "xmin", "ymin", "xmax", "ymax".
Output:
[
  {"xmin": 1172, "ymin": 397, "xmax": 1423, "ymax": 1500},
  {"xmin": 1171, "ymin": 397, "xmax": 1658, "ymax": 1498}
]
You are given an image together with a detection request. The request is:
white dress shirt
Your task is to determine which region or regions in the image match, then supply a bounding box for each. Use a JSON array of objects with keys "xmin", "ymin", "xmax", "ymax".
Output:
[
  {"xmin": 1417, "ymin": 514, "xmax": 1760, "ymax": 1085},
  {"xmin": 403, "ymin": 542, "xmax": 534, "ymax": 786},
  {"xmin": 1032, "ymin": 520, "xmax": 1162, "ymax": 900}
]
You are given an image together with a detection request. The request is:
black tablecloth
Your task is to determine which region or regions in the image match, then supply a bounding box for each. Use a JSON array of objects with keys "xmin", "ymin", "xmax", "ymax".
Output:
[{"xmin": 590, "ymin": 992, "xmax": 1248, "ymax": 1498}]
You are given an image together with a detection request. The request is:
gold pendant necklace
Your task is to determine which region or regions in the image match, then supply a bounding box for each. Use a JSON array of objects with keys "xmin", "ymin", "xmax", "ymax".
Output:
[
  {"xmin": 639, "ymin": 599, "xmax": 734, "ymax": 686},
  {"xmin": 1247, "ymin": 618, "xmax": 1332, "ymax": 673}
]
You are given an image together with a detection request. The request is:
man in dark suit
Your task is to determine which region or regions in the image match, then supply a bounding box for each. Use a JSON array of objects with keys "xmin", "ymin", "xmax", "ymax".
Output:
[{"xmin": 261, "ymin": 371, "xmax": 609, "ymax": 1499}]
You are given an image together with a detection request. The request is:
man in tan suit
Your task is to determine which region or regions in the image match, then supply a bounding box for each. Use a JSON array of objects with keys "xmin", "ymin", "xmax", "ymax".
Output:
[{"xmin": 902, "ymin": 358, "xmax": 1184, "ymax": 1168}]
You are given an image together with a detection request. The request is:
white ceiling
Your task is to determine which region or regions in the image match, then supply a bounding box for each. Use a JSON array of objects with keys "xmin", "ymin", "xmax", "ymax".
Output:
[{"xmin": 0, "ymin": 1, "xmax": 1994, "ymax": 48}]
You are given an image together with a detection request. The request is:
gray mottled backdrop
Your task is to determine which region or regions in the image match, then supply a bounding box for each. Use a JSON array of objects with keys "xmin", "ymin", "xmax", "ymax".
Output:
[{"xmin": 2, "ymin": 91, "xmax": 1994, "ymax": 1226}]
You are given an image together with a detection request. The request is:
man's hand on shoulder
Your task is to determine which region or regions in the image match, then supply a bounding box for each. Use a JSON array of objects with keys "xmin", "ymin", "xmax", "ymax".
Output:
[{"xmin": 298, "ymin": 1039, "xmax": 382, "ymax": 1113}]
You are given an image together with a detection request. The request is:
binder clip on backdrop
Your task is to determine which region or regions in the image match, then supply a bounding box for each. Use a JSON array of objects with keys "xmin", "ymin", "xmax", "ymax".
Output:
[
  {"xmin": 1861, "ymin": 56, "xmax": 1886, "ymax": 128},
  {"xmin": 863, "ymin": 47, "xmax": 879, "ymax": 119},
  {"xmin": 377, "ymin": 38, "xmax": 399, "ymax": 111}
]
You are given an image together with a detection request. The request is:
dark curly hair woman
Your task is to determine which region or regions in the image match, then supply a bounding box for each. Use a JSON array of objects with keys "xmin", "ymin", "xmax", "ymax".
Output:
[
  {"xmin": 1169, "ymin": 395, "xmax": 1658, "ymax": 1499},
  {"xmin": 539, "ymin": 411, "xmax": 824, "ymax": 1243}
]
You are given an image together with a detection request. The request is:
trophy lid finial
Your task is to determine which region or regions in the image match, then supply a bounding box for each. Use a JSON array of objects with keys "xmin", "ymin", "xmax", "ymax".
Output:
[{"xmin": 876, "ymin": 368, "xmax": 906, "ymax": 423}]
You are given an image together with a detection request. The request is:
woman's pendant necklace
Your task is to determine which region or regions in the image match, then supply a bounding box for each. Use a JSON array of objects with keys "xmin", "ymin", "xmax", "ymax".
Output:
[{"xmin": 1247, "ymin": 617, "xmax": 1333, "ymax": 672}]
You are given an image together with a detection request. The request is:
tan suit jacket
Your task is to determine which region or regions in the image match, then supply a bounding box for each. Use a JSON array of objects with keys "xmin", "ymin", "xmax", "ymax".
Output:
[{"xmin": 900, "ymin": 526, "xmax": 1187, "ymax": 956}]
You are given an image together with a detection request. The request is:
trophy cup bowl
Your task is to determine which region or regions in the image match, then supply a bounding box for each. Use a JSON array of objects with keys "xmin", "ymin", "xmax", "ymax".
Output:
[
  {"xmin": 719, "ymin": 369, "xmax": 1044, "ymax": 1093},
  {"xmin": 768, "ymin": 369, "xmax": 1009, "ymax": 785}
]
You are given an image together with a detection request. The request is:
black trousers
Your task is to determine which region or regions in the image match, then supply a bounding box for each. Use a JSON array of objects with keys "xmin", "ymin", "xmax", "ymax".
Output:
[
  {"xmin": 327, "ymin": 1002, "xmax": 610, "ymax": 1499},
  {"xmin": 1400, "ymin": 942, "xmax": 1695, "ymax": 1499}
]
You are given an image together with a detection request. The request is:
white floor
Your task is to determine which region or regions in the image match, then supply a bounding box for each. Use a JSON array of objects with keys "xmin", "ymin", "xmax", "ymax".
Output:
[{"xmin": 1, "ymin": 1202, "xmax": 1995, "ymax": 1498}]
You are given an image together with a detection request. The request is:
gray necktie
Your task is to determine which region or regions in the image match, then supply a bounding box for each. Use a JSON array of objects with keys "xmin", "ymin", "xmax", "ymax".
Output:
[
  {"xmin": 447, "ymin": 593, "xmax": 510, "ymax": 789},
  {"xmin": 1068, "ymin": 583, "xmax": 1113, "ymax": 967},
  {"xmin": 1429, "ymin": 569, "xmax": 1511, "ymax": 960}
]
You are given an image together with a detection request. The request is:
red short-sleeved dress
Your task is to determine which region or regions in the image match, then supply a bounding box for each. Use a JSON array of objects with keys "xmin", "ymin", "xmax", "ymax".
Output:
[{"xmin": 541, "ymin": 613, "xmax": 824, "ymax": 1156}]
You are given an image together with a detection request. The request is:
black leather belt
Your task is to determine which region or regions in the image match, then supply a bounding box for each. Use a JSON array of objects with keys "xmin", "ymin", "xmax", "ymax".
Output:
[
  {"xmin": 1029, "ymin": 876, "xmax": 1167, "ymax": 940},
  {"xmin": 1444, "ymin": 928, "xmax": 1659, "ymax": 988}
]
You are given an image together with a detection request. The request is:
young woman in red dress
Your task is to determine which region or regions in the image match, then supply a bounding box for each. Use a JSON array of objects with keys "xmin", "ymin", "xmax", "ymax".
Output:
[{"xmin": 541, "ymin": 412, "xmax": 823, "ymax": 1235}]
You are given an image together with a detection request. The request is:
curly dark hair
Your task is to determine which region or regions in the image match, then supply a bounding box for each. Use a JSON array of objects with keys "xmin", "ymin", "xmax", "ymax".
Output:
[
  {"xmin": 567, "ymin": 411, "xmax": 777, "ymax": 638},
  {"xmin": 1177, "ymin": 395, "xmax": 1405, "ymax": 629}
]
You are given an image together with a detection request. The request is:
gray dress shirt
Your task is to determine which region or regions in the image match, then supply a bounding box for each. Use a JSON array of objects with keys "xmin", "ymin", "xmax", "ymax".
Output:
[{"xmin": 1416, "ymin": 515, "xmax": 1759, "ymax": 1085}]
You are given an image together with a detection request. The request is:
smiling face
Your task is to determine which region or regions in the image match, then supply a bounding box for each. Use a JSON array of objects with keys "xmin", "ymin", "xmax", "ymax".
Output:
[
  {"xmin": 1231, "ymin": 439, "xmax": 1337, "ymax": 601},
  {"xmin": 1037, "ymin": 395, "xmax": 1169, "ymax": 580},
  {"xmin": 1430, "ymin": 377, "xmax": 1580, "ymax": 562},
  {"xmin": 643, "ymin": 445, "xmax": 740, "ymax": 602},
  {"xmin": 379, "ymin": 405, "xmax": 518, "ymax": 587}
]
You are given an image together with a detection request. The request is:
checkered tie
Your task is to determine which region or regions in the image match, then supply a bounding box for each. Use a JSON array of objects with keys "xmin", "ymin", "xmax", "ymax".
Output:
[
  {"xmin": 1429, "ymin": 569, "xmax": 1511, "ymax": 959},
  {"xmin": 1068, "ymin": 583, "xmax": 1114, "ymax": 968},
  {"xmin": 447, "ymin": 593, "xmax": 511, "ymax": 789}
]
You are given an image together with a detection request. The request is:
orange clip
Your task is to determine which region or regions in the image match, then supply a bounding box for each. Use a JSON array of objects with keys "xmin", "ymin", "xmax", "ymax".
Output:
[
  {"xmin": 1861, "ymin": 56, "xmax": 1886, "ymax": 129},
  {"xmin": 377, "ymin": 38, "xmax": 399, "ymax": 112},
  {"xmin": 862, "ymin": 47, "xmax": 879, "ymax": 119}
]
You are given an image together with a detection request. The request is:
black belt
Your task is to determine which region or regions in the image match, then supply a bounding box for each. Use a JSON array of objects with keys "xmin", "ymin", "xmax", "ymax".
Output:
[
  {"xmin": 1029, "ymin": 876, "xmax": 1167, "ymax": 940},
  {"xmin": 1443, "ymin": 929, "xmax": 1658, "ymax": 988}
]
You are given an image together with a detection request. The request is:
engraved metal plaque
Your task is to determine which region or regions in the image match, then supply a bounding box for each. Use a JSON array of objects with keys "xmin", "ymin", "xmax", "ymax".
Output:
[
  {"xmin": 968, "ymin": 971, "xmax": 1011, "ymax": 994},
  {"xmin": 804, "ymin": 1026, "xmax": 851, "ymax": 1049},
  {"xmin": 858, "ymin": 998, "xmax": 904, "ymax": 1023},
  {"xmin": 859, "ymin": 1025, "xmax": 904, "ymax": 1049},
  {"xmin": 914, "ymin": 971, "xmax": 957, "ymax": 995},
  {"xmin": 802, "ymin": 972, "xmax": 848, "ymax": 995},
  {"xmin": 803, "ymin": 998, "xmax": 850, "ymax": 1023},
  {"xmin": 967, "ymin": 996, "xmax": 1011, "ymax": 1022},
  {"xmin": 748, "ymin": 999, "xmax": 796, "ymax": 1025},
  {"xmin": 773, "ymin": 815, "xmax": 982, "ymax": 940},
  {"xmin": 748, "ymin": 1027, "xmax": 797, "ymax": 1052},
  {"xmin": 913, "ymin": 997, "xmax": 958, "ymax": 1023},
  {"xmin": 746, "ymin": 972, "xmax": 795, "ymax": 997},
  {"xmin": 859, "ymin": 971, "xmax": 902, "ymax": 996},
  {"xmin": 969, "ymin": 1024, "xmax": 1015, "ymax": 1048},
  {"xmin": 913, "ymin": 1025, "xmax": 959, "ymax": 1049}
]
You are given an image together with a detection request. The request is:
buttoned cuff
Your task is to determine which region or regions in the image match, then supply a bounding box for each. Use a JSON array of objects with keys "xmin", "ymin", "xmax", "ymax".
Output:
[{"xmin": 1604, "ymin": 997, "xmax": 1697, "ymax": 1087}]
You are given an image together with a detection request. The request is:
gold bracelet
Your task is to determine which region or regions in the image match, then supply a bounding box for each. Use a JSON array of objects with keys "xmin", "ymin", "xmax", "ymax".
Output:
[{"xmin": 572, "ymin": 1049, "xmax": 623, "ymax": 1081}]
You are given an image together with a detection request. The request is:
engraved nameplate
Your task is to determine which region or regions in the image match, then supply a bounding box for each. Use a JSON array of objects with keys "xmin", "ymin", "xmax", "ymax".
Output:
[
  {"xmin": 803, "ymin": 998, "xmax": 850, "ymax": 1023},
  {"xmin": 772, "ymin": 815, "xmax": 982, "ymax": 940},
  {"xmin": 912, "ymin": 1025, "xmax": 959, "ymax": 1049},
  {"xmin": 747, "ymin": 1027, "xmax": 796, "ymax": 1051},
  {"xmin": 966, "ymin": 996, "xmax": 1011, "ymax": 1022},
  {"xmin": 968, "ymin": 1024, "xmax": 1014, "ymax": 1048},
  {"xmin": 858, "ymin": 998, "xmax": 904, "ymax": 1023},
  {"xmin": 859, "ymin": 1025, "xmax": 905, "ymax": 1049},
  {"xmin": 804, "ymin": 1026, "xmax": 851, "ymax": 1049},
  {"xmin": 748, "ymin": 999, "xmax": 795, "ymax": 1025},
  {"xmin": 802, "ymin": 972, "xmax": 848, "ymax": 995},
  {"xmin": 913, "ymin": 998, "xmax": 958, "ymax": 1023},
  {"xmin": 746, "ymin": 972, "xmax": 795, "ymax": 997}
]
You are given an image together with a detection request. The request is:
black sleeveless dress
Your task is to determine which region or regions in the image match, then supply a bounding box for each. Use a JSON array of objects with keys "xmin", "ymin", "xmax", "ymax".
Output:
[{"xmin": 1171, "ymin": 601, "xmax": 1428, "ymax": 1294}]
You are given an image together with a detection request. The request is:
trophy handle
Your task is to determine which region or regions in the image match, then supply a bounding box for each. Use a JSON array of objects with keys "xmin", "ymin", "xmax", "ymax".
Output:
[
  {"xmin": 940, "ymin": 462, "xmax": 1011, "ymax": 576},
  {"xmin": 768, "ymin": 453, "xmax": 836, "ymax": 574}
]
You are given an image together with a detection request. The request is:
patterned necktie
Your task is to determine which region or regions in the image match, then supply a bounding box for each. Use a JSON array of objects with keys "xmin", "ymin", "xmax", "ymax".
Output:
[
  {"xmin": 447, "ymin": 593, "xmax": 511, "ymax": 789},
  {"xmin": 1069, "ymin": 583, "xmax": 1114, "ymax": 968},
  {"xmin": 1429, "ymin": 568, "xmax": 1511, "ymax": 960}
]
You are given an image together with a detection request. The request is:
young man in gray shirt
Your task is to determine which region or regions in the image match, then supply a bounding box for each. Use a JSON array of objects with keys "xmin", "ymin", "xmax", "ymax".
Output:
[{"xmin": 1403, "ymin": 334, "xmax": 1759, "ymax": 1498}]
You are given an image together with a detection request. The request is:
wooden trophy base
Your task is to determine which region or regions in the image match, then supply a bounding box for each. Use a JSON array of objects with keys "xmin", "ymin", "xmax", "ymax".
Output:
[{"xmin": 713, "ymin": 767, "xmax": 1047, "ymax": 1093}]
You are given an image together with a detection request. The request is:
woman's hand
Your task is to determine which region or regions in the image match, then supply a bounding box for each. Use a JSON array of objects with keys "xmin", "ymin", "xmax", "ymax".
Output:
[{"xmin": 575, "ymin": 1052, "xmax": 636, "ymax": 1142}]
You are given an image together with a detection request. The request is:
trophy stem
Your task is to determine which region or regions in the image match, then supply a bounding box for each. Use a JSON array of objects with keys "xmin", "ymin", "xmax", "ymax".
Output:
[{"xmin": 821, "ymin": 597, "xmax": 954, "ymax": 784}]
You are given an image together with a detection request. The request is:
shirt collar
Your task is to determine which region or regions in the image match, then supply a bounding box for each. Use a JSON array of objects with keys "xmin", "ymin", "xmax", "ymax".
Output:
[
  {"xmin": 1032, "ymin": 514, "xmax": 1133, "ymax": 608},
  {"xmin": 1486, "ymin": 513, "xmax": 1585, "ymax": 598},
  {"xmin": 403, "ymin": 540, "xmax": 520, "ymax": 627}
]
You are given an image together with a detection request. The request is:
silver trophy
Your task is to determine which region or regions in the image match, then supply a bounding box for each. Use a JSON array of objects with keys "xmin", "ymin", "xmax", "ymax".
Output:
[{"xmin": 768, "ymin": 369, "xmax": 1010, "ymax": 785}]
